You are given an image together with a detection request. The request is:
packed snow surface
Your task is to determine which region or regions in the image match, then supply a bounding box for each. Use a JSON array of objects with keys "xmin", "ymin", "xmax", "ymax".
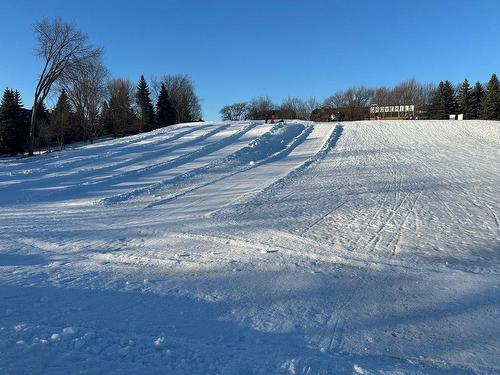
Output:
[{"xmin": 0, "ymin": 120, "xmax": 499, "ymax": 374}]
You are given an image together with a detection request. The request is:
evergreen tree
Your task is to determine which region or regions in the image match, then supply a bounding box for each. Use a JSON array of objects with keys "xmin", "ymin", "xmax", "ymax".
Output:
[
  {"xmin": 469, "ymin": 81, "xmax": 484, "ymax": 120},
  {"xmin": 431, "ymin": 81, "xmax": 446, "ymax": 119},
  {"xmin": 0, "ymin": 88, "xmax": 24, "ymax": 154},
  {"xmin": 442, "ymin": 80, "xmax": 457, "ymax": 116},
  {"xmin": 156, "ymin": 84, "xmax": 177, "ymax": 128},
  {"xmin": 14, "ymin": 90, "xmax": 30, "ymax": 149},
  {"xmin": 13, "ymin": 90, "xmax": 23, "ymax": 110},
  {"xmin": 51, "ymin": 90, "xmax": 73, "ymax": 149},
  {"xmin": 432, "ymin": 80, "xmax": 457, "ymax": 119},
  {"xmin": 107, "ymin": 79, "xmax": 136, "ymax": 138},
  {"xmin": 457, "ymin": 78, "xmax": 471, "ymax": 118},
  {"xmin": 135, "ymin": 75, "xmax": 155, "ymax": 132},
  {"xmin": 481, "ymin": 73, "xmax": 500, "ymax": 120}
]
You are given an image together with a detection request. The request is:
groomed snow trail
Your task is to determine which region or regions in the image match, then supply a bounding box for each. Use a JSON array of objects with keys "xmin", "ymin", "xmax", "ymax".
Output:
[{"xmin": 0, "ymin": 120, "xmax": 499, "ymax": 374}]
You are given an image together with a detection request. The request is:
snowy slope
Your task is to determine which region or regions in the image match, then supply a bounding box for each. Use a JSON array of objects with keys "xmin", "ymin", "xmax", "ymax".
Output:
[{"xmin": 0, "ymin": 120, "xmax": 499, "ymax": 374}]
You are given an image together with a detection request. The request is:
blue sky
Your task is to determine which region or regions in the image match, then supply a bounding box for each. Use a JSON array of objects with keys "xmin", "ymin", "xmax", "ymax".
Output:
[{"xmin": 1, "ymin": 0, "xmax": 499, "ymax": 120}]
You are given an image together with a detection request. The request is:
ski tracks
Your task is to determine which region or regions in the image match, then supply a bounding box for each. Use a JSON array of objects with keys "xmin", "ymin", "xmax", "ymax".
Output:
[
  {"xmin": 98, "ymin": 122, "xmax": 260, "ymax": 205},
  {"xmin": 143, "ymin": 122, "xmax": 314, "ymax": 210},
  {"xmin": 218, "ymin": 123, "xmax": 343, "ymax": 222}
]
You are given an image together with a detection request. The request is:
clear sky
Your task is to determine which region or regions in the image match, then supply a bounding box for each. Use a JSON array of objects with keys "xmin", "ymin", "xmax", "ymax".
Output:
[{"xmin": 1, "ymin": 0, "xmax": 499, "ymax": 120}]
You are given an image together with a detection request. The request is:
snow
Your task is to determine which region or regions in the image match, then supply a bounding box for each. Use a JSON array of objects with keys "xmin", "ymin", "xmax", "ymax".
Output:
[{"xmin": 0, "ymin": 120, "xmax": 499, "ymax": 374}]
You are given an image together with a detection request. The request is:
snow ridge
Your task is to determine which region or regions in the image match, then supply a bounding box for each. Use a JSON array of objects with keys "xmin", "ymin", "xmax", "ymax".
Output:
[
  {"xmin": 98, "ymin": 122, "xmax": 261, "ymax": 205},
  {"xmin": 145, "ymin": 121, "xmax": 313, "ymax": 208},
  {"xmin": 214, "ymin": 124, "xmax": 343, "ymax": 219},
  {"xmin": 57, "ymin": 123, "xmax": 232, "ymax": 196}
]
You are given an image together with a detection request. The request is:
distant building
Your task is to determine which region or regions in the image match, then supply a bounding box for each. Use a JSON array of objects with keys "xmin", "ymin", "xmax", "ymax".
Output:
[{"xmin": 370, "ymin": 104, "xmax": 415, "ymax": 120}]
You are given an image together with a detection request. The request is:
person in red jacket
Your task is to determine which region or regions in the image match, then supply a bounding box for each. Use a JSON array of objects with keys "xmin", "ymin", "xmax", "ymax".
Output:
[{"xmin": 271, "ymin": 112, "xmax": 277, "ymax": 124}]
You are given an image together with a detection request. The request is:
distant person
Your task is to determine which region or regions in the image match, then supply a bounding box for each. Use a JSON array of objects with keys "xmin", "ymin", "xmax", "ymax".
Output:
[
  {"xmin": 271, "ymin": 112, "xmax": 276, "ymax": 124},
  {"xmin": 330, "ymin": 113, "xmax": 335, "ymax": 122},
  {"xmin": 265, "ymin": 115, "xmax": 269, "ymax": 124}
]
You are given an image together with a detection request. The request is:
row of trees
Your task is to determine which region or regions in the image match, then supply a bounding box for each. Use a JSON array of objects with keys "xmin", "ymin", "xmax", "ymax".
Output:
[
  {"xmin": 0, "ymin": 75, "xmax": 201, "ymax": 156},
  {"xmin": 0, "ymin": 89, "xmax": 28, "ymax": 155},
  {"xmin": 220, "ymin": 96, "xmax": 321, "ymax": 121},
  {"xmin": 220, "ymin": 75, "xmax": 500, "ymax": 122},
  {"xmin": 433, "ymin": 76, "xmax": 500, "ymax": 120},
  {"xmin": 0, "ymin": 18, "xmax": 201, "ymax": 156}
]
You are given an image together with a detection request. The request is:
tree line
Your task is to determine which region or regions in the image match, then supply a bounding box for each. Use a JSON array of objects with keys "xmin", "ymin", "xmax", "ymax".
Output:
[
  {"xmin": 220, "ymin": 75, "xmax": 500, "ymax": 122},
  {"xmin": 0, "ymin": 18, "xmax": 201, "ymax": 156}
]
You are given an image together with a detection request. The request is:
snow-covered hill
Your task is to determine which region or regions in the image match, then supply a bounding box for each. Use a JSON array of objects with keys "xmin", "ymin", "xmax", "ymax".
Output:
[{"xmin": 0, "ymin": 120, "xmax": 499, "ymax": 374}]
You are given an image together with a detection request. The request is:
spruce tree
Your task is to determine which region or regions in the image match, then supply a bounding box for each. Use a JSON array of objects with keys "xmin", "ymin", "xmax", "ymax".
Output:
[
  {"xmin": 13, "ymin": 90, "xmax": 23, "ymax": 110},
  {"xmin": 156, "ymin": 84, "xmax": 177, "ymax": 128},
  {"xmin": 13, "ymin": 90, "xmax": 29, "ymax": 148},
  {"xmin": 457, "ymin": 78, "xmax": 471, "ymax": 118},
  {"xmin": 431, "ymin": 81, "xmax": 446, "ymax": 119},
  {"xmin": 481, "ymin": 73, "xmax": 500, "ymax": 120},
  {"xmin": 0, "ymin": 88, "xmax": 24, "ymax": 155},
  {"xmin": 469, "ymin": 81, "xmax": 484, "ymax": 120},
  {"xmin": 442, "ymin": 80, "xmax": 457, "ymax": 116},
  {"xmin": 107, "ymin": 79, "xmax": 136, "ymax": 138},
  {"xmin": 51, "ymin": 90, "xmax": 73, "ymax": 149},
  {"xmin": 136, "ymin": 75, "xmax": 155, "ymax": 132}
]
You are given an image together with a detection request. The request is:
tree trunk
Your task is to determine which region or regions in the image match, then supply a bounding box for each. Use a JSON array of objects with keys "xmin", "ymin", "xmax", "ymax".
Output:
[{"xmin": 28, "ymin": 99, "xmax": 39, "ymax": 157}]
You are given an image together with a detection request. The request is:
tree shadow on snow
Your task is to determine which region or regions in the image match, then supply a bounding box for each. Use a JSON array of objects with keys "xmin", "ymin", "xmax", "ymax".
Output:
[{"xmin": 0, "ymin": 279, "xmax": 477, "ymax": 375}]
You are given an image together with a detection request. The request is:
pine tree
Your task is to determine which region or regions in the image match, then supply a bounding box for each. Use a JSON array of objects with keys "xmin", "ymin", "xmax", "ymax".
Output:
[
  {"xmin": 13, "ymin": 91, "xmax": 23, "ymax": 110},
  {"xmin": 469, "ymin": 81, "xmax": 484, "ymax": 120},
  {"xmin": 51, "ymin": 90, "xmax": 73, "ymax": 149},
  {"xmin": 0, "ymin": 88, "xmax": 24, "ymax": 155},
  {"xmin": 431, "ymin": 82, "xmax": 446, "ymax": 119},
  {"xmin": 13, "ymin": 90, "xmax": 29, "ymax": 148},
  {"xmin": 442, "ymin": 80, "xmax": 456, "ymax": 116},
  {"xmin": 481, "ymin": 73, "xmax": 500, "ymax": 120},
  {"xmin": 136, "ymin": 75, "xmax": 155, "ymax": 132},
  {"xmin": 457, "ymin": 79, "xmax": 471, "ymax": 118},
  {"xmin": 107, "ymin": 79, "xmax": 136, "ymax": 138},
  {"xmin": 156, "ymin": 84, "xmax": 177, "ymax": 128}
]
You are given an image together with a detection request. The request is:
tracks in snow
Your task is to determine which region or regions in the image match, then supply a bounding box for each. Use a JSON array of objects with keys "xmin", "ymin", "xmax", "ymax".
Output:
[
  {"xmin": 216, "ymin": 124, "xmax": 342, "ymax": 220},
  {"xmin": 131, "ymin": 122, "xmax": 314, "ymax": 209},
  {"xmin": 94, "ymin": 122, "xmax": 262, "ymax": 204}
]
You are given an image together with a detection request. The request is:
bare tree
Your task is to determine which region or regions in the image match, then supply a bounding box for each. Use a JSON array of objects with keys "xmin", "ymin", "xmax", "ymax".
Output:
[
  {"xmin": 372, "ymin": 86, "xmax": 391, "ymax": 106},
  {"xmin": 220, "ymin": 102, "xmax": 248, "ymax": 121},
  {"xmin": 248, "ymin": 96, "xmax": 274, "ymax": 120},
  {"xmin": 152, "ymin": 75, "xmax": 201, "ymax": 123},
  {"xmin": 420, "ymin": 82, "xmax": 437, "ymax": 106},
  {"xmin": 59, "ymin": 55, "xmax": 108, "ymax": 143},
  {"xmin": 390, "ymin": 78, "xmax": 423, "ymax": 105},
  {"xmin": 304, "ymin": 97, "xmax": 321, "ymax": 120},
  {"xmin": 29, "ymin": 18, "xmax": 101, "ymax": 156},
  {"xmin": 324, "ymin": 86, "xmax": 372, "ymax": 121},
  {"xmin": 324, "ymin": 90, "xmax": 348, "ymax": 109},
  {"xmin": 278, "ymin": 97, "xmax": 309, "ymax": 120},
  {"xmin": 345, "ymin": 86, "xmax": 373, "ymax": 120}
]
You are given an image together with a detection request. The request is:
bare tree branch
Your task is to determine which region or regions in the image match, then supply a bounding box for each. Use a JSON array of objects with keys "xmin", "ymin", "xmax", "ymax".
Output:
[{"xmin": 28, "ymin": 18, "xmax": 101, "ymax": 156}]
